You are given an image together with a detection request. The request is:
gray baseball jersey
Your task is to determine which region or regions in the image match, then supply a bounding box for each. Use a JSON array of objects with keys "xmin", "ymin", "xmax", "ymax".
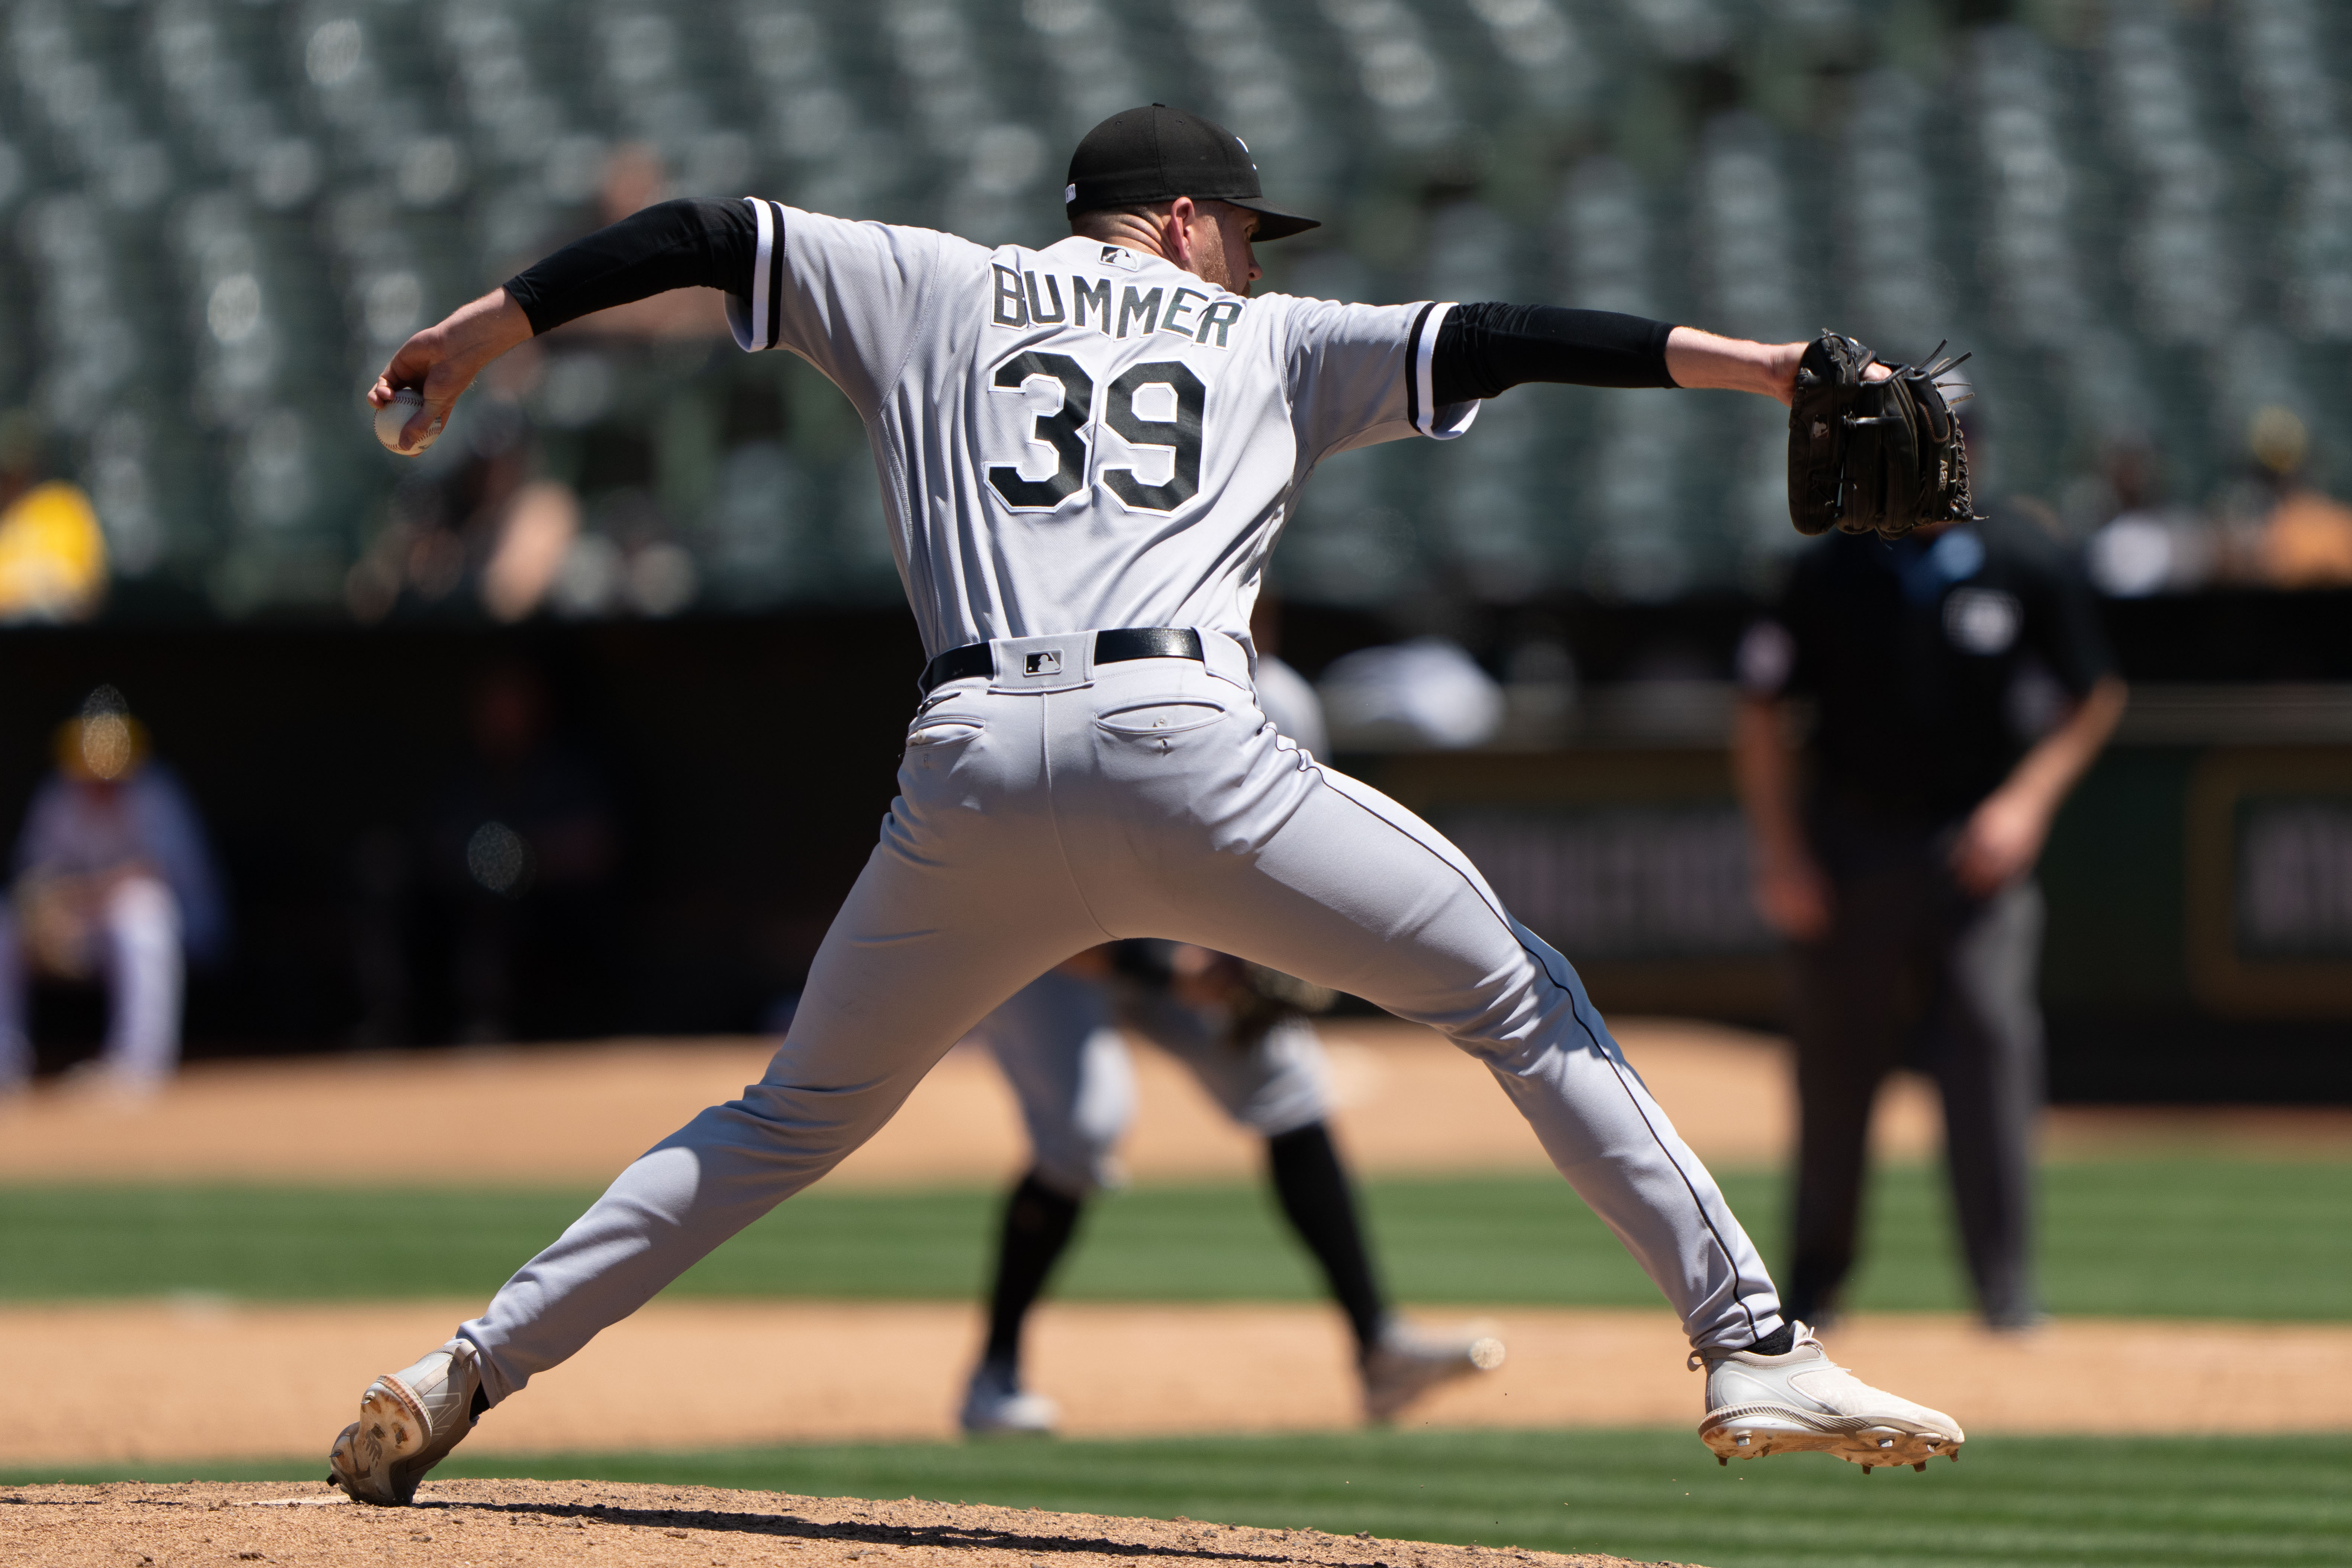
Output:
[{"xmin": 724, "ymin": 203, "xmax": 1476, "ymax": 659}]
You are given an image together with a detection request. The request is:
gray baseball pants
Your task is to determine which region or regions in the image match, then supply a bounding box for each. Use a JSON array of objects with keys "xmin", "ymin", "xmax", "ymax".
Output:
[
  {"xmin": 970, "ymin": 964, "xmax": 1333, "ymax": 1197},
  {"xmin": 457, "ymin": 631, "xmax": 1782, "ymax": 1404}
]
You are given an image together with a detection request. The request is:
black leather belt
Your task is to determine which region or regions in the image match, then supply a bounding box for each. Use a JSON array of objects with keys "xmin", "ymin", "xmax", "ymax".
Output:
[{"xmin": 918, "ymin": 627, "xmax": 1204, "ymax": 696}]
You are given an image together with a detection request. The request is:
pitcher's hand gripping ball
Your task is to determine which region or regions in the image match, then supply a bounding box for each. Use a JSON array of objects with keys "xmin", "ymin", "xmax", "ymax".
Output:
[
  {"xmin": 1786, "ymin": 333, "xmax": 1974, "ymax": 539},
  {"xmin": 374, "ymin": 387, "xmax": 445, "ymax": 455}
]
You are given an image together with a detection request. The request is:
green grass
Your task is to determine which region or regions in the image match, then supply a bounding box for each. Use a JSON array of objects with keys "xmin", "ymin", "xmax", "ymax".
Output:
[
  {"xmin": 7, "ymin": 1429, "xmax": 2345, "ymax": 1568},
  {"xmin": 3, "ymin": 1162, "xmax": 2346, "ymax": 1320}
]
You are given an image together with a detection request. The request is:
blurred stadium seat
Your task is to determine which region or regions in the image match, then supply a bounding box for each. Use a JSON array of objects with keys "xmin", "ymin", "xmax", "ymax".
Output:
[{"xmin": 0, "ymin": 0, "xmax": 2344, "ymax": 623}]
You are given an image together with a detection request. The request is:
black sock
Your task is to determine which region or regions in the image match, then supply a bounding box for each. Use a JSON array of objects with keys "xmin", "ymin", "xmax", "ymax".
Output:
[
  {"xmin": 1266, "ymin": 1121, "xmax": 1386, "ymax": 1360},
  {"xmin": 982, "ymin": 1170, "xmax": 1085, "ymax": 1373},
  {"xmin": 469, "ymin": 1384, "xmax": 490, "ymax": 1421},
  {"xmin": 1748, "ymin": 1323, "xmax": 1797, "ymax": 1357}
]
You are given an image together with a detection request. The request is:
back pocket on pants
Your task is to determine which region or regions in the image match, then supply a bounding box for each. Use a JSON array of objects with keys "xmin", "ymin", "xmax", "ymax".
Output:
[{"xmin": 1093, "ymin": 700, "xmax": 1228, "ymax": 738}]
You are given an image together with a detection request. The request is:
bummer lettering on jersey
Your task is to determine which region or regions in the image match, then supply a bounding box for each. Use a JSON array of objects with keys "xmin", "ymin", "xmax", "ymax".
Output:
[{"xmin": 989, "ymin": 263, "xmax": 1247, "ymax": 348}]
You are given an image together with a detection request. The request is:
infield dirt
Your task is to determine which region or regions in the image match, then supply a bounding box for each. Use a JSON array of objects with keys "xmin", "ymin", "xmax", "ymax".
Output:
[
  {"xmin": 3, "ymin": 1019, "xmax": 2343, "ymax": 1475},
  {"xmin": 9, "ymin": 1298, "xmax": 2347, "ymax": 1469},
  {"xmin": 0, "ymin": 1481, "xmax": 1696, "ymax": 1568}
]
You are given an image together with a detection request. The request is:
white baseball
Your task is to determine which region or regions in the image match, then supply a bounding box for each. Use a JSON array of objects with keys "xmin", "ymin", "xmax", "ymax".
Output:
[{"xmin": 375, "ymin": 387, "xmax": 445, "ymax": 455}]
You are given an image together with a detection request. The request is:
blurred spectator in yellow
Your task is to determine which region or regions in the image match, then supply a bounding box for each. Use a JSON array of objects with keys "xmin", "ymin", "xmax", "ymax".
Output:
[
  {"xmin": 0, "ymin": 687, "xmax": 227, "ymax": 1095},
  {"xmin": 2243, "ymin": 406, "xmax": 2352, "ymax": 589},
  {"xmin": 0, "ymin": 412, "xmax": 107, "ymax": 623},
  {"xmin": 1733, "ymin": 437, "xmax": 2127, "ymax": 1330}
]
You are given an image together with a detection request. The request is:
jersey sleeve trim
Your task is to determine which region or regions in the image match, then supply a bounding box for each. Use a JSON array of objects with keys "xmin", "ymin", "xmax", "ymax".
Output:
[
  {"xmin": 725, "ymin": 198, "xmax": 789, "ymax": 353},
  {"xmin": 1406, "ymin": 302, "xmax": 1438, "ymax": 434},
  {"xmin": 1406, "ymin": 302, "xmax": 1477, "ymax": 441}
]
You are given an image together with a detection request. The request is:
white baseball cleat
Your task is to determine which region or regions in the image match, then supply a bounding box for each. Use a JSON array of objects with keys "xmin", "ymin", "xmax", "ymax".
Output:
[
  {"xmin": 1695, "ymin": 1322, "xmax": 1964, "ymax": 1472},
  {"xmin": 959, "ymin": 1363, "xmax": 1059, "ymax": 1436},
  {"xmin": 1362, "ymin": 1321, "xmax": 1507, "ymax": 1423},
  {"xmin": 327, "ymin": 1339, "xmax": 484, "ymax": 1505}
]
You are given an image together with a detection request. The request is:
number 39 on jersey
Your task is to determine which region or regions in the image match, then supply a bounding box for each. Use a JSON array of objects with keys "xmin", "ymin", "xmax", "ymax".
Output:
[{"xmin": 986, "ymin": 352, "xmax": 1208, "ymax": 516}]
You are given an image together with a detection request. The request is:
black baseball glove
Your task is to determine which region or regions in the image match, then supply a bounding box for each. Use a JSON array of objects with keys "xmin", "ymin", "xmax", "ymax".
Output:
[{"xmin": 1786, "ymin": 333, "xmax": 1976, "ymax": 538}]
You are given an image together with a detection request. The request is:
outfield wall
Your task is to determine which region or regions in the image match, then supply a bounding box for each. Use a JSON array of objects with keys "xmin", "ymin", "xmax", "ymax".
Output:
[{"xmin": 3, "ymin": 606, "xmax": 2348, "ymax": 1100}]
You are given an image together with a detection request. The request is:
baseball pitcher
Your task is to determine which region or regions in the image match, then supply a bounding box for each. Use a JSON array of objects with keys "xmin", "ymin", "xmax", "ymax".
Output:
[{"xmin": 332, "ymin": 106, "xmax": 1962, "ymax": 1504}]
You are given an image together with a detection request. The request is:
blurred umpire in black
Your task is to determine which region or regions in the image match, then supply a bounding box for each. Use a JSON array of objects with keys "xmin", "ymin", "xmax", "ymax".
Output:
[{"xmin": 1732, "ymin": 423, "xmax": 2127, "ymax": 1332}]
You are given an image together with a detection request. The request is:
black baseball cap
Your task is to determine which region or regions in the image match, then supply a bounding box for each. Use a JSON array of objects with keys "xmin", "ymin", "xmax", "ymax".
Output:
[{"xmin": 1064, "ymin": 105, "xmax": 1321, "ymax": 241}]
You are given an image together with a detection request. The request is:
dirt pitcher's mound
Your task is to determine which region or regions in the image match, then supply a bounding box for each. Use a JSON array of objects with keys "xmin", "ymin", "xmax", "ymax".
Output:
[{"xmin": 0, "ymin": 1481, "xmax": 1698, "ymax": 1568}]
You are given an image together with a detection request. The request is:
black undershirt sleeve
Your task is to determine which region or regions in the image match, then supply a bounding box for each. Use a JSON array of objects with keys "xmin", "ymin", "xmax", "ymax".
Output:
[
  {"xmin": 502, "ymin": 197, "xmax": 760, "ymax": 335},
  {"xmin": 1430, "ymin": 302, "xmax": 1679, "ymax": 404}
]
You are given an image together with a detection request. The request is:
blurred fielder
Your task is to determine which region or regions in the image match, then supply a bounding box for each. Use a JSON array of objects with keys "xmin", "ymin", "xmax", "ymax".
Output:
[{"xmin": 959, "ymin": 650, "xmax": 1500, "ymax": 1433}]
